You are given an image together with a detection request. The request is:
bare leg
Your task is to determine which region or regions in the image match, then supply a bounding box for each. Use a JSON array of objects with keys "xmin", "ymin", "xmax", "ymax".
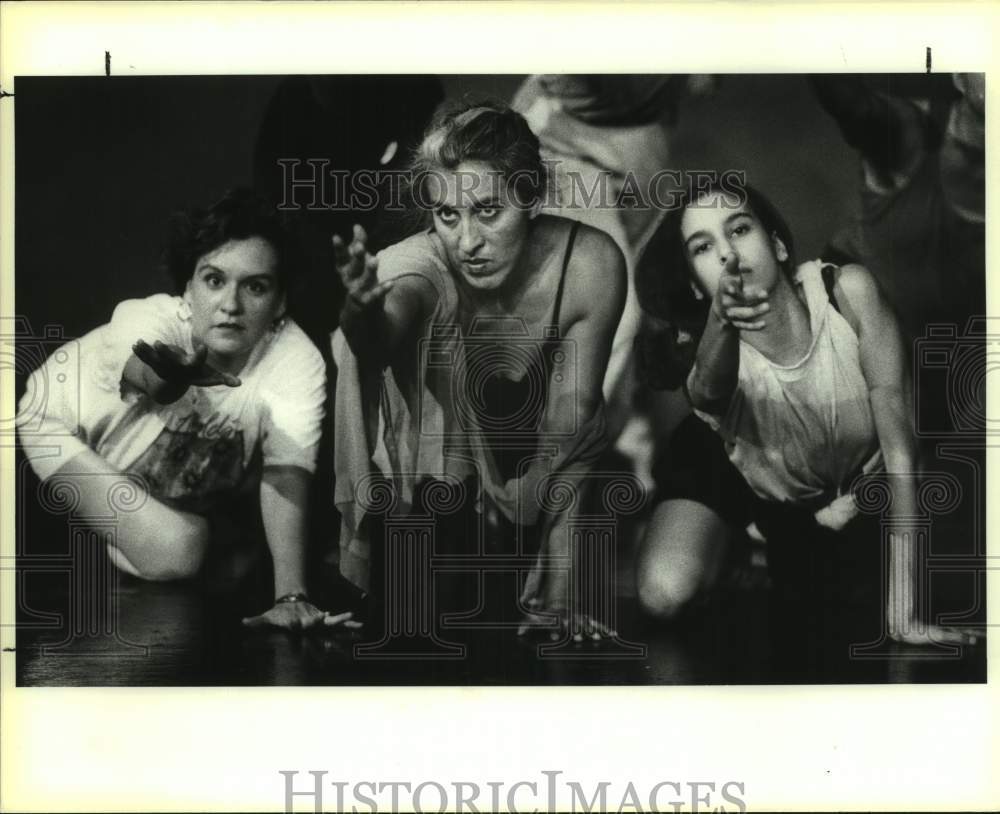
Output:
[
  {"xmin": 635, "ymin": 498, "xmax": 732, "ymax": 621},
  {"xmin": 47, "ymin": 448, "xmax": 210, "ymax": 581}
]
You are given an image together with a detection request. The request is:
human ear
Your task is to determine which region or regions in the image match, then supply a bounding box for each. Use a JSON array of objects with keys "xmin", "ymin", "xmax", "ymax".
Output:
[
  {"xmin": 773, "ymin": 235, "xmax": 789, "ymax": 263},
  {"xmin": 689, "ymin": 278, "xmax": 706, "ymax": 301}
]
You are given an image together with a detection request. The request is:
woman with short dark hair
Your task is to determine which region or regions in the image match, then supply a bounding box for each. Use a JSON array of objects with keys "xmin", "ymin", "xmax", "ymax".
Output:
[
  {"xmin": 18, "ymin": 189, "xmax": 358, "ymax": 631},
  {"xmin": 634, "ymin": 181, "xmax": 979, "ymax": 649}
]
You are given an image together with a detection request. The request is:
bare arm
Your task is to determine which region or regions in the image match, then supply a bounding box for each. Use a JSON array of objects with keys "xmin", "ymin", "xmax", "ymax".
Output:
[
  {"xmin": 260, "ymin": 465, "xmax": 311, "ymax": 599},
  {"xmin": 541, "ymin": 227, "xmax": 626, "ymax": 442},
  {"xmin": 519, "ymin": 228, "xmax": 626, "ymax": 638},
  {"xmin": 242, "ymin": 465, "xmax": 361, "ymax": 631},
  {"xmin": 334, "ymin": 225, "xmax": 437, "ymax": 369},
  {"xmin": 686, "ymin": 253, "xmax": 769, "ymax": 413},
  {"xmin": 837, "ymin": 264, "xmax": 978, "ymax": 646}
]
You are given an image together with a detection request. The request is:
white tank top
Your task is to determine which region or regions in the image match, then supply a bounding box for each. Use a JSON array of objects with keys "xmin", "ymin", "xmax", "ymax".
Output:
[{"xmin": 695, "ymin": 261, "xmax": 883, "ymax": 504}]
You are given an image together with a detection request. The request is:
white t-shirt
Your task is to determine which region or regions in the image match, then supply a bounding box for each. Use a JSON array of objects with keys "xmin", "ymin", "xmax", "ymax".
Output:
[{"xmin": 17, "ymin": 294, "xmax": 325, "ymax": 514}]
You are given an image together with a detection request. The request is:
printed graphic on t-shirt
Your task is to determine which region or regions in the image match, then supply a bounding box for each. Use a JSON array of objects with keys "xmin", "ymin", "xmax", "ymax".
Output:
[{"xmin": 124, "ymin": 411, "xmax": 246, "ymax": 514}]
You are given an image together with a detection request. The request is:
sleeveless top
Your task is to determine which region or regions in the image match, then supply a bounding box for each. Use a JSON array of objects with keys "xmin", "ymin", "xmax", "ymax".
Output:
[
  {"xmin": 694, "ymin": 260, "xmax": 883, "ymax": 505},
  {"xmin": 477, "ymin": 221, "xmax": 580, "ymax": 481},
  {"xmin": 332, "ymin": 218, "xmax": 608, "ymax": 590}
]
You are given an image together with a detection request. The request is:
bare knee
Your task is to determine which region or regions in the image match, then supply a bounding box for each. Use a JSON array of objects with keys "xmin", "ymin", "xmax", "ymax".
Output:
[
  {"xmin": 637, "ymin": 564, "xmax": 700, "ymax": 620},
  {"xmin": 635, "ymin": 498, "xmax": 730, "ymax": 621},
  {"xmin": 118, "ymin": 511, "xmax": 209, "ymax": 581}
]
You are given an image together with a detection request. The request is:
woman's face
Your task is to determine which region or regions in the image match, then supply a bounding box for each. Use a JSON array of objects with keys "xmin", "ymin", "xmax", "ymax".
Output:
[
  {"xmin": 184, "ymin": 236, "xmax": 284, "ymax": 372},
  {"xmin": 679, "ymin": 190, "xmax": 788, "ymax": 299},
  {"xmin": 425, "ymin": 160, "xmax": 536, "ymax": 294}
]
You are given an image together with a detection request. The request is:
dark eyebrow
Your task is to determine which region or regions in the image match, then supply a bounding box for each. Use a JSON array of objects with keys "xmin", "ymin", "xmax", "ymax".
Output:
[
  {"xmin": 683, "ymin": 230, "xmax": 710, "ymax": 248},
  {"xmin": 722, "ymin": 209, "xmax": 754, "ymax": 225},
  {"xmin": 683, "ymin": 210, "xmax": 755, "ymax": 248},
  {"xmin": 196, "ymin": 263, "xmax": 276, "ymax": 282},
  {"xmin": 471, "ymin": 196, "xmax": 502, "ymax": 210}
]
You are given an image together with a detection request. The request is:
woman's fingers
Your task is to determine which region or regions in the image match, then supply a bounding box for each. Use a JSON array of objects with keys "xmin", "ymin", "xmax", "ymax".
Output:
[
  {"xmin": 519, "ymin": 611, "xmax": 615, "ymax": 643},
  {"xmin": 193, "ymin": 361, "xmax": 242, "ymax": 388},
  {"xmin": 322, "ymin": 611, "xmax": 356, "ymax": 627},
  {"xmin": 132, "ymin": 339, "xmax": 160, "ymax": 368},
  {"xmin": 352, "ymin": 223, "xmax": 369, "ymax": 247},
  {"xmin": 331, "ymin": 233, "xmax": 353, "ymax": 267},
  {"xmin": 724, "ymin": 303, "xmax": 769, "ymax": 322},
  {"xmin": 895, "ymin": 625, "xmax": 982, "ymax": 646},
  {"xmin": 334, "ymin": 227, "xmax": 381, "ymax": 299},
  {"xmin": 928, "ymin": 625, "xmax": 981, "ymax": 645},
  {"xmin": 333, "ymin": 231, "xmax": 367, "ymax": 282},
  {"xmin": 590, "ymin": 617, "xmax": 617, "ymax": 640},
  {"xmin": 730, "ymin": 320, "xmax": 767, "ymax": 331},
  {"xmin": 194, "ymin": 372, "xmax": 242, "ymax": 388}
]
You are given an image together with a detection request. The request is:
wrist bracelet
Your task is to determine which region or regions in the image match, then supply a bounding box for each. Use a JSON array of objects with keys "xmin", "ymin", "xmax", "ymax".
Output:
[{"xmin": 275, "ymin": 592, "xmax": 310, "ymax": 605}]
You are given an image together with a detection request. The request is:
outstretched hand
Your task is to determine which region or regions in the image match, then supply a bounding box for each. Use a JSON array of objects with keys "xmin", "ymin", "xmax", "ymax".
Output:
[
  {"xmin": 712, "ymin": 252, "xmax": 770, "ymax": 331},
  {"xmin": 517, "ymin": 600, "xmax": 617, "ymax": 643},
  {"xmin": 890, "ymin": 622, "xmax": 982, "ymax": 647},
  {"xmin": 242, "ymin": 600, "xmax": 364, "ymax": 632},
  {"xmin": 333, "ymin": 224, "xmax": 394, "ymax": 321},
  {"xmin": 132, "ymin": 340, "xmax": 241, "ymax": 388}
]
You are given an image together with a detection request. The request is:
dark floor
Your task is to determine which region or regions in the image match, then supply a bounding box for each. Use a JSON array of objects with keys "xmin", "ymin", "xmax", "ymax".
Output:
[
  {"xmin": 14, "ymin": 568, "xmax": 985, "ymax": 687},
  {"xmin": 15, "ymin": 442, "xmax": 987, "ymax": 688}
]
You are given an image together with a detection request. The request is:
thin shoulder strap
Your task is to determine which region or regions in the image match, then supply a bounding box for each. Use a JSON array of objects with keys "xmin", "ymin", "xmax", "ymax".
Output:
[
  {"xmin": 821, "ymin": 263, "xmax": 841, "ymax": 314},
  {"xmin": 552, "ymin": 220, "xmax": 581, "ymax": 329}
]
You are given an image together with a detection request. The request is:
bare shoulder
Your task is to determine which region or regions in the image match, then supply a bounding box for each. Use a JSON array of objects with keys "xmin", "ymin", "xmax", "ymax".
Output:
[
  {"xmin": 834, "ymin": 263, "xmax": 882, "ymax": 305},
  {"xmin": 571, "ymin": 222, "xmax": 626, "ymax": 274},
  {"xmin": 830, "ymin": 262, "xmax": 894, "ymax": 336},
  {"xmin": 564, "ymin": 221, "xmax": 627, "ymax": 319}
]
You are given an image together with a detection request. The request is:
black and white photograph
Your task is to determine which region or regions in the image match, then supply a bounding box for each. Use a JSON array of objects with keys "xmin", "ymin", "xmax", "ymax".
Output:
[
  {"xmin": 1, "ymin": 3, "xmax": 996, "ymax": 812},
  {"xmin": 10, "ymin": 70, "xmax": 988, "ymax": 685}
]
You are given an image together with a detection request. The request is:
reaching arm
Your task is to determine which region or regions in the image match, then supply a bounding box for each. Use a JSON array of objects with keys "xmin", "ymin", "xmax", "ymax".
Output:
[
  {"xmin": 686, "ymin": 252, "xmax": 769, "ymax": 413},
  {"xmin": 125, "ymin": 341, "xmax": 241, "ymax": 405},
  {"xmin": 837, "ymin": 264, "xmax": 978, "ymax": 646},
  {"xmin": 334, "ymin": 225, "xmax": 437, "ymax": 369}
]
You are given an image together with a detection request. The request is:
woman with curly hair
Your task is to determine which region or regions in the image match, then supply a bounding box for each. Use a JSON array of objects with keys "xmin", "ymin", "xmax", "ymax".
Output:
[{"xmin": 18, "ymin": 189, "xmax": 358, "ymax": 631}]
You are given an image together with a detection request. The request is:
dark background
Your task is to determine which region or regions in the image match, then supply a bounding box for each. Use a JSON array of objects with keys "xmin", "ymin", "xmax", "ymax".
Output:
[
  {"xmin": 14, "ymin": 74, "xmax": 859, "ymax": 342},
  {"xmin": 13, "ymin": 74, "xmax": 985, "ymax": 686}
]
